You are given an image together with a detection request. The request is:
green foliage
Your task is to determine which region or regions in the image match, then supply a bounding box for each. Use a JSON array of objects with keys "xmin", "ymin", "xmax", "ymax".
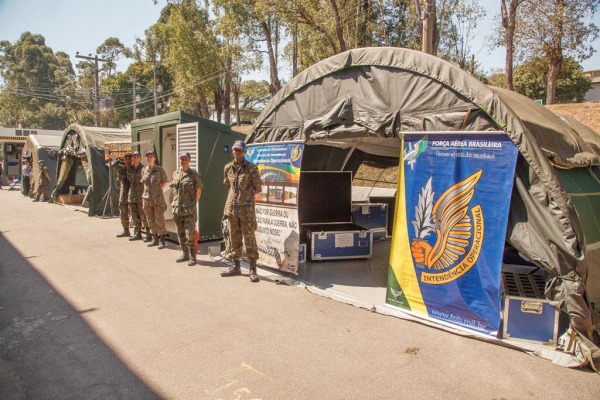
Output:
[
  {"xmin": 513, "ymin": 57, "xmax": 592, "ymax": 103},
  {"xmin": 0, "ymin": 32, "xmax": 76, "ymax": 129}
]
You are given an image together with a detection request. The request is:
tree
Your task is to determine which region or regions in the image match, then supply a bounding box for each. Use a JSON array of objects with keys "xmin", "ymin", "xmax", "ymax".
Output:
[
  {"xmin": 155, "ymin": 0, "xmax": 220, "ymax": 119},
  {"xmin": 96, "ymin": 37, "xmax": 132, "ymax": 78},
  {"xmin": 213, "ymin": 0, "xmax": 284, "ymax": 96},
  {"xmin": 499, "ymin": 0, "xmax": 528, "ymax": 91},
  {"xmin": 0, "ymin": 32, "xmax": 75, "ymax": 129},
  {"xmin": 514, "ymin": 0, "xmax": 599, "ymax": 104},
  {"xmin": 512, "ymin": 57, "xmax": 592, "ymax": 103},
  {"xmin": 436, "ymin": 0, "xmax": 486, "ymax": 70}
]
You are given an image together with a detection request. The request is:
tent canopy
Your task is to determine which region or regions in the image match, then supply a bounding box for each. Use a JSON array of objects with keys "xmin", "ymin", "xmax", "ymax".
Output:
[
  {"xmin": 248, "ymin": 47, "xmax": 600, "ymax": 363},
  {"xmin": 55, "ymin": 124, "xmax": 130, "ymax": 216}
]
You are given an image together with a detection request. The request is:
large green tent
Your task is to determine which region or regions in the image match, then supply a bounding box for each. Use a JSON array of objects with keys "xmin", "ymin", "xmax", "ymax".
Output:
[{"xmin": 248, "ymin": 47, "xmax": 600, "ymax": 369}]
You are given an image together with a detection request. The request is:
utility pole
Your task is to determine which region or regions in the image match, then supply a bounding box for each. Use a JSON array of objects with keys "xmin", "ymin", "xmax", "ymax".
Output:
[{"xmin": 76, "ymin": 53, "xmax": 108, "ymax": 127}]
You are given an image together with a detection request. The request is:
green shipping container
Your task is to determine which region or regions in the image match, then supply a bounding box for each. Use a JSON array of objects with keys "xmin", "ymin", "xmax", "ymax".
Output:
[{"xmin": 131, "ymin": 111, "xmax": 245, "ymax": 242}]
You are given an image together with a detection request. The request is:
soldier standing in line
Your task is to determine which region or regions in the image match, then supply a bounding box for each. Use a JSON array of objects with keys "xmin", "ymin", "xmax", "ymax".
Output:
[
  {"xmin": 141, "ymin": 150, "xmax": 169, "ymax": 249},
  {"xmin": 171, "ymin": 152, "xmax": 202, "ymax": 266},
  {"xmin": 220, "ymin": 140, "xmax": 262, "ymax": 282},
  {"xmin": 116, "ymin": 152, "xmax": 132, "ymax": 238},
  {"xmin": 127, "ymin": 151, "xmax": 149, "ymax": 241},
  {"xmin": 32, "ymin": 159, "xmax": 50, "ymax": 202}
]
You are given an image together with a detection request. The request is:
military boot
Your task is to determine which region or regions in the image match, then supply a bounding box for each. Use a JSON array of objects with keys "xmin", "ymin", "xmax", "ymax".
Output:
[
  {"xmin": 188, "ymin": 252, "xmax": 197, "ymax": 266},
  {"xmin": 157, "ymin": 235, "xmax": 166, "ymax": 249},
  {"xmin": 116, "ymin": 228, "xmax": 130, "ymax": 238},
  {"xmin": 249, "ymin": 259, "xmax": 259, "ymax": 282},
  {"xmin": 147, "ymin": 235, "xmax": 159, "ymax": 247},
  {"xmin": 143, "ymin": 229, "xmax": 152, "ymax": 242},
  {"xmin": 176, "ymin": 247, "xmax": 189, "ymax": 263},
  {"xmin": 221, "ymin": 259, "xmax": 241, "ymax": 277},
  {"xmin": 129, "ymin": 229, "xmax": 142, "ymax": 241}
]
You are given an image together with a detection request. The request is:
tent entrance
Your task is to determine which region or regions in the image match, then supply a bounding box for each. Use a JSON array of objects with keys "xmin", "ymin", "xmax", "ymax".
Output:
[{"xmin": 295, "ymin": 142, "xmax": 399, "ymax": 304}]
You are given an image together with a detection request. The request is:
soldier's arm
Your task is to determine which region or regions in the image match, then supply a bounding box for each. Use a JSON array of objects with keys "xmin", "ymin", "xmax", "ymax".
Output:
[
  {"xmin": 251, "ymin": 166, "xmax": 262, "ymax": 193},
  {"xmin": 223, "ymin": 165, "xmax": 230, "ymax": 188},
  {"xmin": 159, "ymin": 168, "xmax": 169, "ymax": 190},
  {"xmin": 195, "ymin": 175, "xmax": 203, "ymax": 202}
]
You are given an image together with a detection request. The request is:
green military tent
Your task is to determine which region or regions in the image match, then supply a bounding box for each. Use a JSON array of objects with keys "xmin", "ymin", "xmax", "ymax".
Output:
[
  {"xmin": 247, "ymin": 47, "xmax": 600, "ymax": 369},
  {"xmin": 53, "ymin": 124, "xmax": 131, "ymax": 217}
]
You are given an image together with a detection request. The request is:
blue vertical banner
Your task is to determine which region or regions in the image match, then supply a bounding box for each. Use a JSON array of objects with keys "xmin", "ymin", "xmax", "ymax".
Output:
[
  {"xmin": 246, "ymin": 142, "xmax": 304, "ymax": 273},
  {"xmin": 387, "ymin": 133, "xmax": 518, "ymax": 335}
]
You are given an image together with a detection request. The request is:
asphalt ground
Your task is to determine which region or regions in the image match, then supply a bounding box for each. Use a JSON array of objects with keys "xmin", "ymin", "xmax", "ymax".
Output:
[{"xmin": 0, "ymin": 188, "xmax": 598, "ymax": 399}]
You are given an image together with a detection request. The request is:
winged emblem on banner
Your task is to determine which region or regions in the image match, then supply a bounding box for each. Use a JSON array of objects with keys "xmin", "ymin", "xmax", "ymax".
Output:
[{"xmin": 410, "ymin": 170, "xmax": 482, "ymax": 270}]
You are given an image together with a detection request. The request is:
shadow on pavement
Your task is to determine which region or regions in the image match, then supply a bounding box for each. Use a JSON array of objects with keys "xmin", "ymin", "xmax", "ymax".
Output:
[{"xmin": 0, "ymin": 233, "xmax": 161, "ymax": 400}]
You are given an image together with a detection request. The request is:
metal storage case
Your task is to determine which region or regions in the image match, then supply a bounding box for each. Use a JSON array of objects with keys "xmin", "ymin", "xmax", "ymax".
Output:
[
  {"xmin": 130, "ymin": 111, "xmax": 245, "ymax": 242},
  {"xmin": 299, "ymin": 171, "xmax": 372, "ymax": 261},
  {"xmin": 305, "ymin": 223, "xmax": 372, "ymax": 260},
  {"xmin": 351, "ymin": 202, "xmax": 388, "ymax": 240},
  {"xmin": 501, "ymin": 265, "xmax": 561, "ymax": 344}
]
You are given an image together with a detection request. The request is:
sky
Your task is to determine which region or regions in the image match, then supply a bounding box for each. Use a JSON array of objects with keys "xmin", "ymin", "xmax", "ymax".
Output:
[{"xmin": 0, "ymin": 0, "xmax": 599, "ymax": 84}]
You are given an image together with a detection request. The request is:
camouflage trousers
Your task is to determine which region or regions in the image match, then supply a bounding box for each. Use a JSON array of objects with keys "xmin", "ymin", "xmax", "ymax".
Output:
[
  {"xmin": 34, "ymin": 183, "xmax": 47, "ymax": 200},
  {"xmin": 130, "ymin": 202, "xmax": 148, "ymax": 230},
  {"xmin": 119, "ymin": 201, "xmax": 129, "ymax": 229},
  {"xmin": 174, "ymin": 213, "xmax": 196, "ymax": 253},
  {"xmin": 228, "ymin": 212, "xmax": 259, "ymax": 260},
  {"xmin": 143, "ymin": 201, "xmax": 167, "ymax": 236}
]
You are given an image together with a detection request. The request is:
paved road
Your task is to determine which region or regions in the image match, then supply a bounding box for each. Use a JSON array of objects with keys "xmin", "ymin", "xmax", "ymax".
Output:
[{"xmin": 0, "ymin": 189, "xmax": 598, "ymax": 399}]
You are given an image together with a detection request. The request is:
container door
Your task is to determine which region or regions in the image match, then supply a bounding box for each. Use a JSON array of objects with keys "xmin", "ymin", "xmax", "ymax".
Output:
[{"xmin": 176, "ymin": 122, "xmax": 198, "ymax": 171}]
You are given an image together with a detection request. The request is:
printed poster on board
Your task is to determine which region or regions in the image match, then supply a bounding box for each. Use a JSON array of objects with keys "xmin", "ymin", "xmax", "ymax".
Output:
[
  {"xmin": 386, "ymin": 133, "xmax": 518, "ymax": 335},
  {"xmin": 246, "ymin": 142, "xmax": 303, "ymax": 273}
]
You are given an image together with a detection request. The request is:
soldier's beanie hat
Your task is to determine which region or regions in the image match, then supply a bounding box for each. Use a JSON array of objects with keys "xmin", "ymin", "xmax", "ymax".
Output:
[
  {"xmin": 132, "ymin": 151, "xmax": 141, "ymax": 156},
  {"xmin": 145, "ymin": 149, "xmax": 156, "ymax": 156},
  {"xmin": 178, "ymin": 151, "xmax": 191, "ymax": 159},
  {"xmin": 124, "ymin": 152, "xmax": 132, "ymax": 157},
  {"xmin": 232, "ymin": 140, "xmax": 246, "ymax": 150}
]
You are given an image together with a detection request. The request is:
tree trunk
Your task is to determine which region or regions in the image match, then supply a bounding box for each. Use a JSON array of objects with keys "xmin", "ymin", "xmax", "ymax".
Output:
[
  {"xmin": 546, "ymin": 57, "xmax": 561, "ymax": 104},
  {"xmin": 214, "ymin": 87, "xmax": 223, "ymax": 123},
  {"xmin": 292, "ymin": 23, "xmax": 298, "ymax": 77},
  {"xmin": 233, "ymin": 83, "xmax": 240, "ymax": 126},
  {"xmin": 261, "ymin": 20, "xmax": 282, "ymax": 96},
  {"xmin": 329, "ymin": 0, "xmax": 347, "ymax": 52},
  {"xmin": 223, "ymin": 56, "xmax": 231, "ymax": 126},
  {"xmin": 501, "ymin": 0, "xmax": 520, "ymax": 91}
]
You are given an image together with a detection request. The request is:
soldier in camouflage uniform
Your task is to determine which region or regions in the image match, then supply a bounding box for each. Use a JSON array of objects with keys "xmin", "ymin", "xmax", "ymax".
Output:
[
  {"xmin": 116, "ymin": 153, "xmax": 132, "ymax": 238},
  {"xmin": 32, "ymin": 160, "xmax": 50, "ymax": 202},
  {"xmin": 221, "ymin": 140, "xmax": 262, "ymax": 282},
  {"xmin": 171, "ymin": 152, "xmax": 203, "ymax": 266},
  {"xmin": 142, "ymin": 150, "xmax": 169, "ymax": 249},
  {"xmin": 127, "ymin": 151, "xmax": 149, "ymax": 241}
]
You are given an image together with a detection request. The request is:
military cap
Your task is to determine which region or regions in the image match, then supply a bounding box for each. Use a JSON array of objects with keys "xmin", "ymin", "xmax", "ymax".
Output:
[
  {"xmin": 178, "ymin": 151, "xmax": 191, "ymax": 159},
  {"xmin": 232, "ymin": 140, "xmax": 246, "ymax": 150},
  {"xmin": 124, "ymin": 152, "xmax": 132, "ymax": 157},
  {"xmin": 145, "ymin": 149, "xmax": 156, "ymax": 156},
  {"xmin": 132, "ymin": 151, "xmax": 141, "ymax": 156},
  {"xmin": 38, "ymin": 159, "xmax": 45, "ymax": 163}
]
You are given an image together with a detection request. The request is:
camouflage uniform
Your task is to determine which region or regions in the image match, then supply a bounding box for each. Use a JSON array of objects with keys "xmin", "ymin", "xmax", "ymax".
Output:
[
  {"xmin": 223, "ymin": 159, "xmax": 262, "ymax": 260},
  {"xmin": 142, "ymin": 164, "xmax": 168, "ymax": 236},
  {"xmin": 127, "ymin": 164, "xmax": 147, "ymax": 230},
  {"xmin": 117, "ymin": 165, "xmax": 130, "ymax": 229},
  {"xmin": 34, "ymin": 165, "xmax": 49, "ymax": 200},
  {"xmin": 171, "ymin": 168, "xmax": 202, "ymax": 253}
]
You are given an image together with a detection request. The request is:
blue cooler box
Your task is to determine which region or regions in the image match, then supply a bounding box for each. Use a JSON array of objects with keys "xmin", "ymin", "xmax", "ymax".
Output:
[
  {"xmin": 501, "ymin": 266, "xmax": 560, "ymax": 344},
  {"xmin": 351, "ymin": 203, "xmax": 388, "ymax": 240},
  {"xmin": 304, "ymin": 223, "xmax": 372, "ymax": 261}
]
